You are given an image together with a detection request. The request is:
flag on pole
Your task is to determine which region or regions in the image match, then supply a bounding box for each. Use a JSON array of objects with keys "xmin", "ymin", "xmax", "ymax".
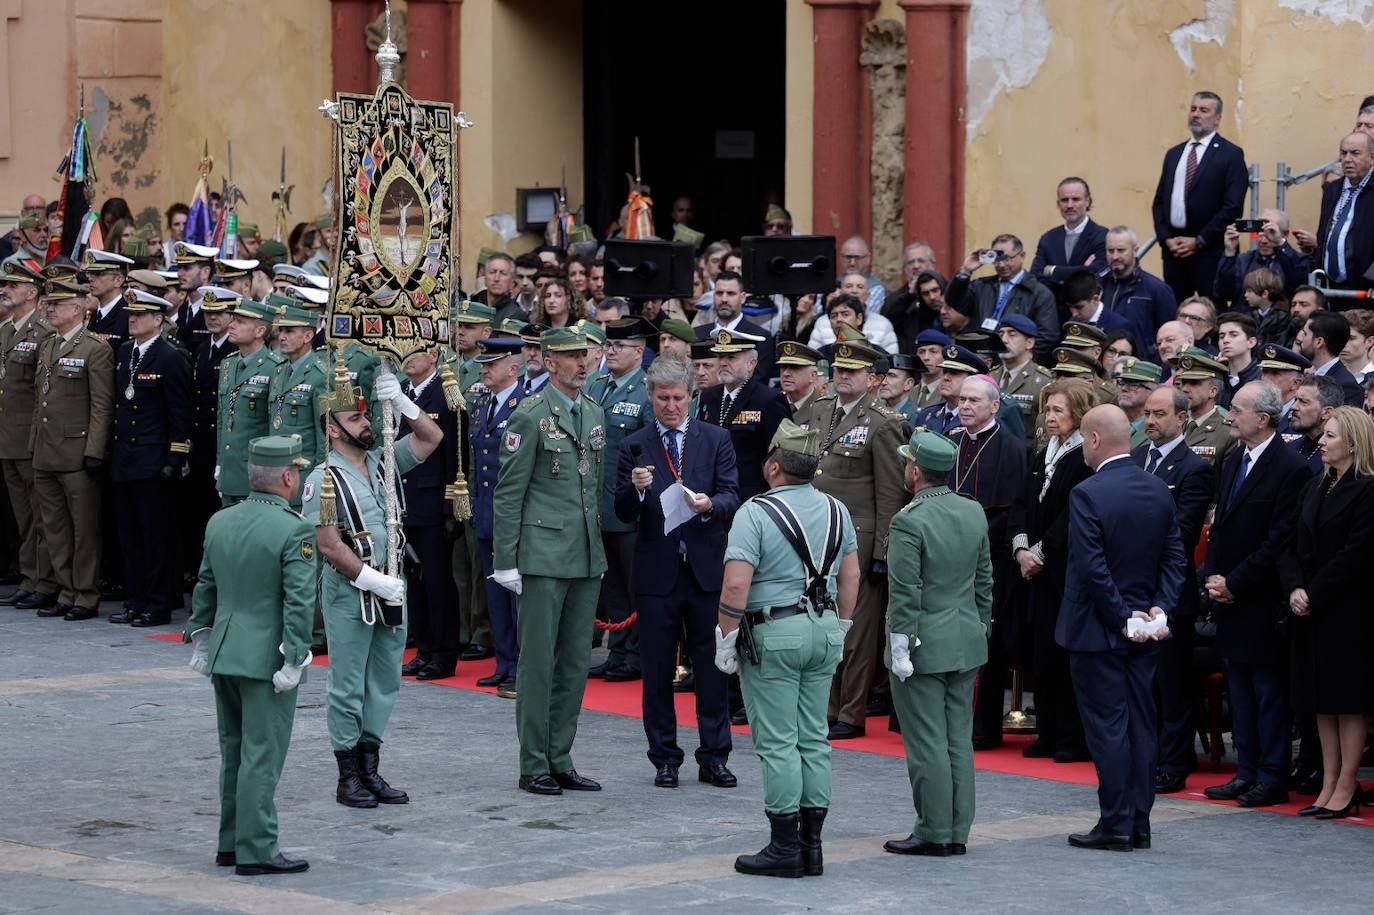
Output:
[
  {"xmin": 49, "ymin": 87, "xmax": 98, "ymax": 261},
  {"xmin": 185, "ymin": 142, "xmax": 215, "ymax": 246}
]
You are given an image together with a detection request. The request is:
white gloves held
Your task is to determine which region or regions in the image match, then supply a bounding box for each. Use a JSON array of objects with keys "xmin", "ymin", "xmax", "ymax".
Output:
[
  {"xmin": 714, "ymin": 626, "xmax": 740, "ymax": 675},
  {"xmin": 353, "ymin": 564, "xmax": 405, "ymax": 604},
  {"xmin": 890, "ymin": 633, "xmax": 914, "ymax": 681},
  {"xmin": 188, "ymin": 628, "xmax": 211, "ymax": 677},
  {"xmin": 834, "ymin": 617, "xmax": 854, "ymax": 662},
  {"xmin": 272, "ymin": 663, "xmax": 306, "ymax": 693},
  {"xmin": 493, "ymin": 568, "xmax": 523, "ymax": 596},
  {"xmin": 374, "ymin": 372, "xmax": 421, "ymax": 420}
]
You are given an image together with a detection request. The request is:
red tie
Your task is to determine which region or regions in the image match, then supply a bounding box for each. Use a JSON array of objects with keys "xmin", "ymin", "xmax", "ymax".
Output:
[{"xmin": 1184, "ymin": 141, "xmax": 1200, "ymax": 192}]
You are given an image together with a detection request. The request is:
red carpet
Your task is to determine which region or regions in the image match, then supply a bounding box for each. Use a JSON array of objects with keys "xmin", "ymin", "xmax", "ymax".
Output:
[{"xmin": 147, "ymin": 633, "xmax": 1369, "ymax": 825}]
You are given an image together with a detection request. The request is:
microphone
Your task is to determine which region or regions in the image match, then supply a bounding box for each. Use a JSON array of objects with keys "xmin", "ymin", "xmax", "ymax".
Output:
[{"xmin": 630, "ymin": 443, "xmax": 643, "ymax": 463}]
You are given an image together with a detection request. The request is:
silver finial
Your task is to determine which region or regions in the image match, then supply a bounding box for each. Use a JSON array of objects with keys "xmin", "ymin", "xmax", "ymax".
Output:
[
  {"xmin": 376, "ymin": 0, "xmax": 400, "ymax": 85},
  {"xmin": 456, "ymin": 111, "xmax": 475, "ymax": 130},
  {"xmin": 318, "ymin": 99, "xmax": 340, "ymax": 121}
]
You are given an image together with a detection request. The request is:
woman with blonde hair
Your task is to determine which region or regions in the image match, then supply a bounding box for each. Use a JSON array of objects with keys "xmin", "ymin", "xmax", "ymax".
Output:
[{"xmin": 1279, "ymin": 405, "xmax": 1374, "ymax": 819}]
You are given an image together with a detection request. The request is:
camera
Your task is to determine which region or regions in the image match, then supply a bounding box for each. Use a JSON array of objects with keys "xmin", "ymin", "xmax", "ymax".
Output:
[
  {"xmin": 978, "ymin": 249, "xmax": 1006, "ymax": 265},
  {"xmin": 1235, "ymin": 219, "xmax": 1265, "ymax": 233}
]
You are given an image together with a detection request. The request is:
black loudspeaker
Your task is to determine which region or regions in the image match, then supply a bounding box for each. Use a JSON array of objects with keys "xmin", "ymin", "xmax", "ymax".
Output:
[
  {"xmin": 741, "ymin": 235, "xmax": 836, "ymax": 296},
  {"xmin": 602, "ymin": 239, "xmax": 695, "ymax": 298}
]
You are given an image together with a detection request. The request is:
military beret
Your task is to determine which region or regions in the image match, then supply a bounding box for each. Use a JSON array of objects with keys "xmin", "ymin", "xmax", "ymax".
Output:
[
  {"xmin": 899, "ymin": 428, "xmax": 957, "ymax": 471},
  {"xmin": 915, "ymin": 329, "xmax": 953, "ymax": 349},
  {"xmin": 248, "ymin": 435, "xmax": 310, "ymax": 468},
  {"xmin": 999, "ymin": 314, "xmax": 1039, "ymax": 338},
  {"xmin": 312, "ymin": 213, "xmax": 333, "ymax": 230},
  {"xmin": 257, "ymin": 239, "xmax": 289, "ymax": 259},
  {"xmin": 541, "ymin": 326, "xmax": 589, "ymax": 353},
  {"xmin": 658, "ymin": 318, "xmax": 696, "ymax": 344},
  {"xmin": 769, "ymin": 419, "xmax": 818, "ymax": 458},
  {"xmin": 776, "ymin": 340, "xmax": 823, "ymax": 367}
]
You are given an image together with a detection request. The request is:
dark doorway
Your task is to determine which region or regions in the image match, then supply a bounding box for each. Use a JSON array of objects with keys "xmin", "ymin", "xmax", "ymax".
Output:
[{"xmin": 583, "ymin": 0, "xmax": 787, "ymax": 246}]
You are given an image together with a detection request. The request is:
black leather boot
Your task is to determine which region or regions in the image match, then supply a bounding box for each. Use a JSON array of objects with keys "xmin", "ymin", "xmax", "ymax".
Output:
[
  {"xmin": 335, "ymin": 749, "xmax": 378, "ymax": 808},
  {"xmin": 356, "ymin": 740, "xmax": 409, "ymax": 804},
  {"xmin": 734, "ymin": 811, "xmax": 803, "ymax": 877},
  {"xmin": 799, "ymin": 806, "xmax": 827, "ymax": 876}
]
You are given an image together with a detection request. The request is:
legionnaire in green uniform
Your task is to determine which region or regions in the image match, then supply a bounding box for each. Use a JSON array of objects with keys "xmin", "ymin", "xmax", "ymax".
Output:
[
  {"xmin": 269, "ymin": 301, "xmax": 326, "ymax": 504},
  {"xmin": 183, "ymin": 435, "xmax": 316, "ymax": 876},
  {"xmin": 716, "ymin": 420, "xmax": 860, "ymax": 878},
  {"xmin": 304, "ymin": 365, "xmax": 443, "ymax": 807},
  {"xmin": 1174, "ymin": 348, "xmax": 1235, "ymax": 469},
  {"xmin": 492, "ymin": 326, "xmax": 608, "ymax": 796},
  {"xmin": 216, "ymin": 298, "xmax": 287, "ymax": 506},
  {"xmin": 882, "ymin": 429, "xmax": 992, "ymax": 858},
  {"xmin": 449, "ymin": 299, "xmax": 494, "ymax": 401}
]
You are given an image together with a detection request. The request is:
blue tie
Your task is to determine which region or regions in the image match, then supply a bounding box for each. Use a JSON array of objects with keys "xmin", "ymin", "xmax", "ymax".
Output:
[
  {"xmin": 1228, "ymin": 450, "xmax": 1251, "ymax": 506},
  {"xmin": 663, "ymin": 428, "xmax": 681, "ymax": 475},
  {"xmin": 993, "ymin": 282, "xmax": 1013, "ymax": 321},
  {"xmin": 1145, "ymin": 447, "xmax": 1162, "ymax": 475},
  {"xmin": 1325, "ymin": 178, "xmax": 1367, "ymax": 282}
]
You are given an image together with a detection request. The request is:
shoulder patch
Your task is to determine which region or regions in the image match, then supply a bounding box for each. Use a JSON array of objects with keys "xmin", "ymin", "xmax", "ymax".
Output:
[
  {"xmin": 302, "ymin": 481, "xmax": 314, "ymax": 502},
  {"xmin": 300, "ymin": 541, "xmax": 315, "ymax": 561},
  {"xmin": 505, "ymin": 431, "xmax": 522, "ymax": 452}
]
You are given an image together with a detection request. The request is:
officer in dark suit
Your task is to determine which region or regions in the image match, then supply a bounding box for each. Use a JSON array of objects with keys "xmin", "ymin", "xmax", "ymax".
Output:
[
  {"xmin": 1315, "ymin": 132, "xmax": 1374, "ymax": 294},
  {"xmin": 1150, "ymin": 92, "xmax": 1249, "ymax": 300},
  {"xmin": 614, "ymin": 356, "xmax": 740, "ymax": 788},
  {"xmin": 468, "ymin": 337, "xmax": 526, "ymax": 697},
  {"xmin": 1059, "ymin": 404, "xmax": 1186, "ymax": 851},
  {"xmin": 1132, "ymin": 386, "xmax": 1215, "ymax": 794},
  {"xmin": 696, "ymin": 329, "xmax": 791, "ymax": 502},
  {"xmin": 1201, "ymin": 381, "xmax": 1313, "ymax": 808},
  {"xmin": 1031, "ymin": 177, "xmax": 1109, "ymax": 296},
  {"xmin": 172, "ymin": 242, "xmax": 219, "ymax": 350},
  {"xmin": 913, "ymin": 345, "xmax": 986, "ymax": 436},
  {"xmin": 82, "ymin": 249, "xmax": 134, "ymax": 353},
  {"xmin": 183, "ymin": 287, "xmax": 236, "ymax": 583},
  {"xmin": 695, "ymin": 271, "xmax": 777, "ymax": 382},
  {"xmin": 106, "ymin": 290, "xmax": 192, "ymax": 626},
  {"xmin": 398, "ymin": 348, "xmax": 460, "ymax": 680}
]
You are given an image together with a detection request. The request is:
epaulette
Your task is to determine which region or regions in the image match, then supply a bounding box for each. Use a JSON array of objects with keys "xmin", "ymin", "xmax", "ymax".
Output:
[
  {"xmin": 582, "ymin": 392, "xmax": 599, "ymax": 404},
  {"xmin": 517, "ymin": 393, "xmax": 544, "ymax": 411},
  {"xmin": 264, "ymin": 349, "xmax": 287, "ymax": 365}
]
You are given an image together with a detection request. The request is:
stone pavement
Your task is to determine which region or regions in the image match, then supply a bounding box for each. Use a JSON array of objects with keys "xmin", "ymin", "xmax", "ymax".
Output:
[{"xmin": 2, "ymin": 601, "xmax": 1372, "ymax": 914}]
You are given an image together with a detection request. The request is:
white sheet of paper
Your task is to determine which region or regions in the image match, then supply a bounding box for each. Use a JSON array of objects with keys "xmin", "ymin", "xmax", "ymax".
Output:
[
  {"xmin": 1126, "ymin": 614, "xmax": 1169, "ymax": 637},
  {"xmin": 660, "ymin": 481, "xmax": 699, "ymax": 535}
]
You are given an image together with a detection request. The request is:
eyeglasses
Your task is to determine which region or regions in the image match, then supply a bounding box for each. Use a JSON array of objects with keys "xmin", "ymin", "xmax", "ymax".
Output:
[
  {"xmin": 606, "ymin": 341, "xmax": 642, "ymax": 352},
  {"xmin": 841, "ymin": 253, "xmax": 866, "ymax": 262},
  {"xmin": 1178, "ymin": 313, "xmax": 1208, "ymax": 323}
]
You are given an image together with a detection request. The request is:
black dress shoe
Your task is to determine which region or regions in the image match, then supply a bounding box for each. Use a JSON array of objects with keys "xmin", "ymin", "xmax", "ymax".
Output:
[
  {"xmin": 1021, "ymin": 739, "xmax": 1054, "ymax": 758},
  {"xmin": 730, "ymin": 708, "xmax": 749, "ymax": 726},
  {"xmin": 215, "ymin": 851, "xmax": 235, "ymax": 866},
  {"xmin": 459, "ymin": 645, "xmax": 495, "ymax": 661},
  {"xmin": 587, "ymin": 660, "xmax": 610, "ymax": 678},
  {"xmin": 884, "ymin": 835, "xmax": 951, "ymax": 856},
  {"xmin": 1067, "ymin": 830, "xmax": 1133, "ymax": 851},
  {"xmin": 1132, "ymin": 832, "xmax": 1151, "ymax": 850},
  {"xmin": 108, "ymin": 605, "xmax": 142, "ymax": 624},
  {"xmin": 475, "ymin": 673, "xmax": 504, "ymax": 687},
  {"xmin": 654, "ymin": 764, "xmax": 679, "ymax": 788},
  {"xmin": 865, "ymin": 696, "xmax": 892, "ymax": 717},
  {"xmin": 552, "ymin": 769, "xmax": 601, "ymax": 791},
  {"xmin": 673, "ymin": 671, "xmax": 695, "ymax": 693},
  {"xmin": 497, "ymin": 677, "xmax": 518, "ymax": 699},
  {"xmin": 235, "ymin": 852, "xmax": 309, "ymax": 876},
  {"xmin": 604, "ymin": 666, "xmax": 642, "ymax": 682},
  {"xmin": 17, "ymin": 591, "xmax": 56, "ymax": 610},
  {"xmin": 401, "ymin": 656, "xmax": 431, "ymax": 677},
  {"xmin": 64, "ymin": 605, "xmax": 98, "ymax": 621},
  {"xmin": 37, "ymin": 602, "xmax": 71, "ymax": 618},
  {"xmin": 1, "ymin": 588, "xmax": 33, "ymax": 606},
  {"xmin": 970, "ymin": 735, "xmax": 1003, "ymax": 751},
  {"xmin": 699, "ymin": 764, "xmax": 738, "ymax": 787},
  {"xmin": 414, "ymin": 662, "xmax": 456, "ymax": 681},
  {"xmin": 1297, "ymin": 804, "xmax": 1325, "ymax": 816},
  {"xmin": 129, "ymin": 611, "xmax": 170, "ymax": 627},
  {"xmin": 1236, "ymin": 783, "xmax": 1289, "ymax": 807},
  {"xmin": 1154, "ymin": 773, "xmax": 1188, "ymax": 794},
  {"xmin": 827, "ymin": 721, "xmax": 865, "ymax": 740},
  {"xmin": 519, "ymin": 774, "xmax": 562, "ymax": 795},
  {"xmin": 1202, "ymin": 777, "xmax": 1253, "ymax": 801},
  {"xmin": 1053, "ymin": 746, "xmax": 1091, "ymax": 763},
  {"xmin": 947, "ymin": 843, "xmax": 967, "ymax": 855},
  {"xmin": 99, "ymin": 584, "xmax": 127, "ymax": 603}
]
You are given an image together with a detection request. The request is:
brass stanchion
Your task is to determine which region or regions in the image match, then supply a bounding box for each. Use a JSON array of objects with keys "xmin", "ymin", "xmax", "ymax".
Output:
[{"xmin": 1002, "ymin": 670, "xmax": 1036, "ymax": 732}]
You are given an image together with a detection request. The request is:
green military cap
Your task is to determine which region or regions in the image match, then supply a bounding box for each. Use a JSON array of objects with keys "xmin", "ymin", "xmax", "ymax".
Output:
[
  {"xmin": 776, "ymin": 340, "xmax": 822, "ymax": 367},
  {"xmin": 312, "ymin": 213, "xmax": 333, "ymax": 230},
  {"xmin": 576, "ymin": 319, "xmax": 607, "ymax": 345},
  {"xmin": 568, "ymin": 224, "xmax": 595, "ymax": 243},
  {"xmin": 275, "ymin": 303, "xmax": 315, "ymax": 328},
  {"xmin": 1060, "ymin": 321, "xmax": 1106, "ymax": 348},
  {"xmin": 1173, "ymin": 350, "xmax": 1227, "ymax": 382},
  {"xmin": 122, "ymin": 288, "xmax": 170, "ymax": 313},
  {"xmin": 229, "ymin": 297, "xmax": 276, "ymax": 321},
  {"xmin": 765, "ymin": 204, "xmax": 791, "ymax": 225},
  {"xmin": 237, "ymin": 222, "xmax": 260, "ymax": 239},
  {"xmin": 121, "ymin": 236, "xmax": 149, "ymax": 258},
  {"xmin": 816, "ymin": 358, "xmax": 832, "ymax": 378},
  {"xmin": 258, "ymin": 239, "xmax": 288, "ymax": 259},
  {"xmin": 0, "ymin": 258, "xmax": 43, "ymax": 285},
  {"xmin": 835, "ymin": 322, "xmax": 867, "ymax": 343},
  {"xmin": 1051, "ymin": 346, "xmax": 1102, "ymax": 376},
  {"xmin": 17, "ymin": 213, "xmax": 39, "ymax": 230},
  {"xmin": 1167, "ymin": 345, "xmax": 1211, "ymax": 366},
  {"xmin": 899, "ymin": 428, "xmax": 958, "ymax": 471},
  {"xmin": 832, "ymin": 341, "xmax": 881, "ymax": 371},
  {"xmin": 264, "ymin": 291, "xmax": 296, "ymax": 312},
  {"xmin": 477, "ymin": 247, "xmax": 501, "ymax": 267},
  {"xmin": 541, "ymin": 326, "xmax": 589, "ymax": 353},
  {"xmin": 197, "ymin": 285, "xmax": 241, "ymax": 311},
  {"xmin": 1117, "ymin": 357, "xmax": 1163, "ymax": 383},
  {"xmin": 248, "ymin": 435, "xmax": 311, "ymax": 468},
  {"xmin": 42, "ymin": 279, "xmax": 90, "ymax": 300},
  {"xmin": 496, "ymin": 316, "xmax": 529, "ymax": 339},
  {"xmin": 659, "ymin": 318, "xmax": 696, "ymax": 344},
  {"xmin": 673, "ymin": 223, "xmax": 705, "ymax": 251},
  {"xmin": 453, "ymin": 299, "xmax": 495, "ymax": 325},
  {"xmin": 710, "ymin": 327, "xmax": 765, "ymax": 354},
  {"xmin": 134, "ymin": 223, "xmax": 160, "ymax": 241},
  {"xmin": 769, "ymin": 418, "xmax": 819, "ymax": 457}
]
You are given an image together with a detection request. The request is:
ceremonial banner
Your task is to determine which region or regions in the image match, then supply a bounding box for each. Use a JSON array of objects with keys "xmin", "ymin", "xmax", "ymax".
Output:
[{"xmin": 326, "ymin": 82, "xmax": 457, "ymax": 365}]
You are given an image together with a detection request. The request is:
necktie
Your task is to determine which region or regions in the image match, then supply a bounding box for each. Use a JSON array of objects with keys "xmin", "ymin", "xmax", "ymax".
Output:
[
  {"xmin": 720, "ymin": 389, "xmax": 736, "ymax": 424},
  {"xmin": 1064, "ymin": 231, "xmax": 1079, "ymax": 263},
  {"xmin": 1325, "ymin": 180, "xmax": 1364, "ymax": 281},
  {"xmin": 993, "ymin": 282, "xmax": 1012, "ymax": 320},
  {"xmin": 1184, "ymin": 141, "xmax": 1200, "ymax": 192},
  {"xmin": 1228, "ymin": 450, "xmax": 1251, "ymax": 506},
  {"xmin": 1145, "ymin": 447, "xmax": 1162, "ymax": 475},
  {"xmin": 663, "ymin": 428, "xmax": 680, "ymax": 475}
]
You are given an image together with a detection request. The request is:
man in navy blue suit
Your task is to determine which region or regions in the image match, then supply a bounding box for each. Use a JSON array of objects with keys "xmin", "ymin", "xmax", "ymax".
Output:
[
  {"xmin": 1132, "ymin": 387, "xmax": 1215, "ymax": 794},
  {"xmin": 1031, "ymin": 177, "xmax": 1109, "ymax": 296},
  {"xmin": 1062, "ymin": 271, "xmax": 1131, "ymax": 337},
  {"xmin": 1150, "ymin": 91, "xmax": 1249, "ymax": 301},
  {"xmin": 614, "ymin": 356, "xmax": 741, "ymax": 789},
  {"xmin": 1058, "ymin": 404, "xmax": 1186, "ymax": 851}
]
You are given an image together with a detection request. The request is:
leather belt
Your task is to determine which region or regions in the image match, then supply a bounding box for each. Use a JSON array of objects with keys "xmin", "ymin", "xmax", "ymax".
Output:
[{"xmin": 745, "ymin": 603, "xmax": 831, "ymax": 627}]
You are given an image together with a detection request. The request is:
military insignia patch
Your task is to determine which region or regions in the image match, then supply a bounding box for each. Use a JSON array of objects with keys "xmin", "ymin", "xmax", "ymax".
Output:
[
  {"xmin": 303, "ymin": 481, "xmax": 315, "ymax": 502},
  {"xmin": 301, "ymin": 541, "xmax": 315, "ymax": 561},
  {"xmin": 539, "ymin": 416, "xmax": 554, "ymax": 432},
  {"xmin": 505, "ymin": 431, "xmax": 521, "ymax": 452},
  {"xmin": 733, "ymin": 410, "xmax": 762, "ymax": 423}
]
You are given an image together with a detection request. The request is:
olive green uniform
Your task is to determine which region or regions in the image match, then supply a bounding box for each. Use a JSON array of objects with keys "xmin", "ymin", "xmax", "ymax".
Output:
[
  {"xmin": 0, "ymin": 307, "xmax": 58, "ymax": 597},
  {"xmin": 184, "ymin": 492, "xmax": 315, "ymax": 865},
  {"xmin": 217, "ymin": 345, "xmax": 288, "ymax": 505},
  {"xmin": 271, "ymin": 350, "xmax": 327, "ymax": 505},
  {"xmin": 724, "ymin": 483, "xmax": 857, "ymax": 813},
  {"xmin": 1184, "ymin": 405, "xmax": 1234, "ymax": 469},
  {"xmin": 493, "ymin": 386, "xmax": 607, "ymax": 777},
  {"xmin": 885, "ymin": 485, "xmax": 992, "ymax": 847},
  {"xmin": 992, "ymin": 359, "xmax": 1052, "ymax": 443}
]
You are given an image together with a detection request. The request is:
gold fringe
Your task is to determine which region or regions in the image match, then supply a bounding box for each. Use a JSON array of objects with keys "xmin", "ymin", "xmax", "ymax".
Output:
[
  {"xmin": 440, "ymin": 362, "xmax": 465, "ymax": 413},
  {"xmin": 319, "ymin": 465, "xmax": 337, "ymax": 525},
  {"xmin": 445, "ymin": 471, "xmax": 472, "ymax": 522}
]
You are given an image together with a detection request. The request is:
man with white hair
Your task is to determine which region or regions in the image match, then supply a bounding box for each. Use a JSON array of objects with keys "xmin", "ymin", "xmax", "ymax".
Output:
[{"xmin": 696, "ymin": 329, "xmax": 791, "ymax": 502}]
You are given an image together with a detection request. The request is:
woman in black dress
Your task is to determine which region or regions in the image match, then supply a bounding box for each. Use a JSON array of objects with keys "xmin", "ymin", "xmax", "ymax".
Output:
[
  {"xmin": 1280, "ymin": 406, "xmax": 1374, "ymax": 819},
  {"xmin": 1007, "ymin": 378, "xmax": 1098, "ymax": 761}
]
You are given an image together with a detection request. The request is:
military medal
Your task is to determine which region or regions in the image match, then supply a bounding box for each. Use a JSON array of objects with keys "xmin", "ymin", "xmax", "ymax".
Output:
[
  {"xmin": 125, "ymin": 382, "xmax": 135, "ymax": 400},
  {"xmin": 273, "ymin": 416, "xmax": 283, "ymax": 429},
  {"xmin": 551, "ymin": 456, "xmax": 561, "ymax": 475},
  {"xmin": 0, "ymin": 363, "xmax": 7, "ymax": 382},
  {"xmin": 539, "ymin": 416, "xmax": 554, "ymax": 433},
  {"xmin": 578, "ymin": 458, "xmax": 590, "ymax": 477}
]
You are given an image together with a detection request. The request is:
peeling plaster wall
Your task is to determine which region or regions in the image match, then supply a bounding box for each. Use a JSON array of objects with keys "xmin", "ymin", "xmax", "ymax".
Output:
[{"xmin": 966, "ymin": 0, "xmax": 1052, "ymax": 138}]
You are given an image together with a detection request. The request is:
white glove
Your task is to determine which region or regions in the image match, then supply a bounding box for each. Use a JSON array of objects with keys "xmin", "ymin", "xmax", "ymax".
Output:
[
  {"xmin": 188, "ymin": 628, "xmax": 211, "ymax": 677},
  {"xmin": 890, "ymin": 633, "xmax": 914, "ymax": 681},
  {"xmin": 374, "ymin": 372, "xmax": 421, "ymax": 420},
  {"xmin": 352, "ymin": 564, "xmax": 405, "ymax": 604},
  {"xmin": 837, "ymin": 617, "xmax": 853, "ymax": 636},
  {"xmin": 492, "ymin": 568, "xmax": 523, "ymax": 596},
  {"xmin": 213, "ymin": 464, "xmax": 220, "ymax": 482},
  {"xmin": 272, "ymin": 663, "xmax": 306, "ymax": 693},
  {"xmin": 714, "ymin": 625, "xmax": 740, "ymax": 675}
]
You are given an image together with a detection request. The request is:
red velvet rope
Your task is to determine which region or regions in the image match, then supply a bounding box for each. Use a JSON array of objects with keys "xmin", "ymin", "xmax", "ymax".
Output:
[{"xmin": 594, "ymin": 612, "xmax": 638, "ymax": 631}]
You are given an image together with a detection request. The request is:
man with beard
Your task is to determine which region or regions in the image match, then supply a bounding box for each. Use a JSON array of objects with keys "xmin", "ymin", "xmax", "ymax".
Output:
[
  {"xmin": 1098, "ymin": 227, "xmax": 1178, "ymax": 363},
  {"xmin": 1284, "ymin": 376, "xmax": 1342, "ymax": 474},
  {"xmin": 171, "ymin": 242, "xmax": 217, "ymax": 351},
  {"xmin": 696, "ymin": 329, "xmax": 791, "ymax": 502}
]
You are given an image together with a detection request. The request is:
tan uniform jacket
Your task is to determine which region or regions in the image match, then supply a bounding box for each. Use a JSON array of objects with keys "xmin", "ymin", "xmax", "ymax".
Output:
[{"xmin": 30, "ymin": 327, "xmax": 114, "ymax": 472}]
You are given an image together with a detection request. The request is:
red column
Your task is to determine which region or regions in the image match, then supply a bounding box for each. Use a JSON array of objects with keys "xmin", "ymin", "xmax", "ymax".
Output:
[
  {"xmin": 331, "ymin": 0, "xmax": 383, "ymax": 95},
  {"xmin": 407, "ymin": 0, "xmax": 462, "ymax": 103},
  {"xmin": 899, "ymin": 0, "xmax": 970, "ymax": 272},
  {"xmin": 806, "ymin": 0, "xmax": 877, "ymax": 243}
]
